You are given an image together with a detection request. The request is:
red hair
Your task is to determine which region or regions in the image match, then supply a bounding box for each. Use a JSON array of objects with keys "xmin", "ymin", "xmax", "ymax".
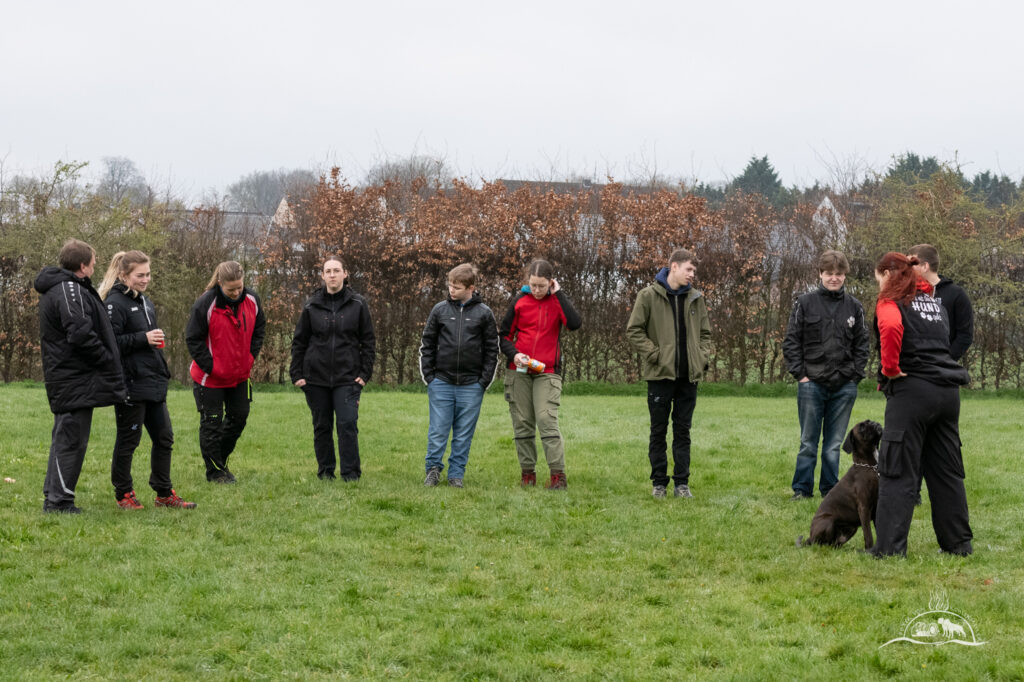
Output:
[{"xmin": 875, "ymin": 252, "xmax": 920, "ymax": 306}]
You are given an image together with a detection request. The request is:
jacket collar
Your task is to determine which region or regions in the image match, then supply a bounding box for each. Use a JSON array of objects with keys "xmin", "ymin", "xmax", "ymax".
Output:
[
  {"xmin": 113, "ymin": 281, "xmax": 140, "ymax": 300},
  {"xmin": 447, "ymin": 291, "xmax": 481, "ymax": 307}
]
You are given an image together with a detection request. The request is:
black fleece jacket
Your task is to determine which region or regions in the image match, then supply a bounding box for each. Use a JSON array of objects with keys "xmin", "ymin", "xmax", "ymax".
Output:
[
  {"xmin": 934, "ymin": 276, "xmax": 974, "ymax": 361},
  {"xmin": 290, "ymin": 286, "xmax": 376, "ymax": 386}
]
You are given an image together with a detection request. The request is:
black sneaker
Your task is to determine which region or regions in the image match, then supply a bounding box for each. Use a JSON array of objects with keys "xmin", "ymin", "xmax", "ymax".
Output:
[
  {"xmin": 43, "ymin": 501, "xmax": 82, "ymax": 514},
  {"xmin": 318, "ymin": 472, "xmax": 336, "ymax": 481},
  {"xmin": 210, "ymin": 471, "xmax": 236, "ymax": 484},
  {"xmin": 673, "ymin": 484, "xmax": 693, "ymax": 498},
  {"xmin": 341, "ymin": 474, "xmax": 360, "ymax": 482},
  {"xmin": 424, "ymin": 467, "xmax": 441, "ymax": 487}
]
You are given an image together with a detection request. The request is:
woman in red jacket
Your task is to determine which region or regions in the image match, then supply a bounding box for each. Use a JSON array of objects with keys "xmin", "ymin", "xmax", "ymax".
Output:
[
  {"xmin": 498, "ymin": 259, "xmax": 582, "ymax": 489},
  {"xmin": 870, "ymin": 252, "xmax": 972, "ymax": 558},
  {"xmin": 186, "ymin": 261, "xmax": 266, "ymax": 483}
]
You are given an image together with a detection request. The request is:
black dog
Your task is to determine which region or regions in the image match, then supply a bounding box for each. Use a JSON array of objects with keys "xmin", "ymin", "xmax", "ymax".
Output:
[{"xmin": 798, "ymin": 420, "xmax": 883, "ymax": 550}]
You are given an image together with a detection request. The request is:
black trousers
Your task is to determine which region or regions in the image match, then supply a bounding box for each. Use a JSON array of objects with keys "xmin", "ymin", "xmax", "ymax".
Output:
[
  {"xmin": 112, "ymin": 400, "xmax": 174, "ymax": 498},
  {"xmin": 647, "ymin": 379, "xmax": 698, "ymax": 487},
  {"xmin": 193, "ymin": 382, "xmax": 251, "ymax": 480},
  {"xmin": 873, "ymin": 376, "xmax": 973, "ymax": 557},
  {"xmin": 303, "ymin": 383, "xmax": 362, "ymax": 479},
  {"xmin": 43, "ymin": 408, "xmax": 94, "ymax": 507}
]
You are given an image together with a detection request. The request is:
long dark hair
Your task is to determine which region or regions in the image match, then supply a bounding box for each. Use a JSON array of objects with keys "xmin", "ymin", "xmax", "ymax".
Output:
[{"xmin": 875, "ymin": 252, "xmax": 920, "ymax": 306}]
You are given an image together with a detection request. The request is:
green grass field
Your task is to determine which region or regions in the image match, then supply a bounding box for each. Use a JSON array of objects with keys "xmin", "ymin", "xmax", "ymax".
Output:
[{"xmin": 1, "ymin": 384, "xmax": 1022, "ymax": 680}]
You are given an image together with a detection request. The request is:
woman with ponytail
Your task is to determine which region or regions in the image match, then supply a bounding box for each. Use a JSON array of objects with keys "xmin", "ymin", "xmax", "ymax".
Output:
[
  {"xmin": 498, "ymin": 259, "xmax": 582, "ymax": 489},
  {"xmin": 869, "ymin": 252, "xmax": 972, "ymax": 558},
  {"xmin": 185, "ymin": 261, "xmax": 266, "ymax": 483},
  {"xmin": 101, "ymin": 251, "xmax": 195, "ymax": 509}
]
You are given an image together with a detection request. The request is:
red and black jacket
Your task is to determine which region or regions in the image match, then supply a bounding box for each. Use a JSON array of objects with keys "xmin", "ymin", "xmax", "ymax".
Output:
[
  {"xmin": 186, "ymin": 286, "xmax": 266, "ymax": 388},
  {"xmin": 498, "ymin": 288, "xmax": 582, "ymax": 375},
  {"xmin": 873, "ymin": 279, "xmax": 968, "ymax": 388}
]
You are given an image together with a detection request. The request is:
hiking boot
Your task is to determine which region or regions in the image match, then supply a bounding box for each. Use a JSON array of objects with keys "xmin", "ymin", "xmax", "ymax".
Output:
[
  {"xmin": 448, "ymin": 477, "xmax": 464, "ymax": 488},
  {"xmin": 652, "ymin": 485, "xmax": 667, "ymax": 498},
  {"xmin": 116, "ymin": 490, "xmax": 144, "ymax": 510},
  {"xmin": 674, "ymin": 484, "xmax": 693, "ymax": 498},
  {"xmin": 424, "ymin": 466, "xmax": 441, "ymax": 487},
  {"xmin": 155, "ymin": 489, "xmax": 197, "ymax": 509},
  {"xmin": 520, "ymin": 470, "xmax": 536, "ymax": 487},
  {"xmin": 545, "ymin": 472, "xmax": 567, "ymax": 490}
]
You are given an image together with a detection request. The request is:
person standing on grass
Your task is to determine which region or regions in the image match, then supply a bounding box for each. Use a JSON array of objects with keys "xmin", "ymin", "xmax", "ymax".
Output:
[
  {"xmin": 782, "ymin": 250, "xmax": 870, "ymax": 501},
  {"xmin": 186, "ymin": 261, "xmax": 266, "ymax": 484},
  {"xmin": 98, "ymin": 251, "xmax": 196, "ymax": 510},
  {"xmin": 290, "ymin": 256, "xmax": 376, "ymax": 482},
  {"xmin": 419, "ymin": 263, "xmax": 499, "ymax": 488},
  {"xmin": 35, "ymin": 239, "xmax": 126, "ymax": 513},
  {"xmin": 870, "ymin": 252, "xmax": 972, "ymax": 558},
  {"xmin": 498, "ymin": 259, "xmax": 581, "ymax": 490},
  {"xmin": 906, "ymin": 243, "xmax": 974, "ymax": 506},
  {"xmin": 906, "ymin": 244, "xmax": 974, "ymax": 363},
  {"xmin": 626, "ymin": 248, "xmax": 712, "ymax": 499}
]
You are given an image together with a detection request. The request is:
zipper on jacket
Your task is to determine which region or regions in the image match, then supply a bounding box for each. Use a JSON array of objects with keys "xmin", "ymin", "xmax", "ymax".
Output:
[
  {"xmin": 673, "ymin": 295, "xmax": 682, "ymax": 379},
  {"xmin": 330, "ymin": 295, "xmax": 338, "ymax": 385},
  {"xmin": 530, "ymin": 299, "xmax": 546, "ymax": 361},
  {"xmin": 456, "ymin": 303, "xmax": 464, "ymax": 383}
]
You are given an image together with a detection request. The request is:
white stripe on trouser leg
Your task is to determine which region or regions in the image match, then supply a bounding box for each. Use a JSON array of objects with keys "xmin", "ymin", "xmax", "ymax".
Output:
[{"xmin": 55, "ymin": 457, "xmax": 74, "ymax": 495}]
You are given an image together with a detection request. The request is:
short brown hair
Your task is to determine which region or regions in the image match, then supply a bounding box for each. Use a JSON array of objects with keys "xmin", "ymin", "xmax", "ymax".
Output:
[
  {"xmin": 907, "ymin": 243, "xmax": 939, "ymax": 271},
  {"xmin": 669, "ymin": 248, "xmax": 697, "ymax": 266},
  {"xmin": 818, "ymin": 250, "xmax": 850, "ymax": 274},
  {"xmin": 58, "ymin": 239, "xmax": 96, "ymax": 272},
  {"xmin": 448, "ymin": 263, "xmax": 478, "ymax": 287}
]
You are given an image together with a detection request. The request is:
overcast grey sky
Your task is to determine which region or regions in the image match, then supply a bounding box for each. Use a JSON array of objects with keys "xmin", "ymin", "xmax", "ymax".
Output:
[{"xmin": 2, "ymin": 0, "xmax": 1021, "ymax": 199}]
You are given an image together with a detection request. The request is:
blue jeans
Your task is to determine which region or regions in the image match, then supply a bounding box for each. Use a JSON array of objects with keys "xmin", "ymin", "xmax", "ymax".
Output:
[
  {"xmin": 792, "ymin": 380, "xmax": 858, "ymax": 496},
  {"xmin": 426, "ymin": 379, "xmax": 485, "ymax": 479}
]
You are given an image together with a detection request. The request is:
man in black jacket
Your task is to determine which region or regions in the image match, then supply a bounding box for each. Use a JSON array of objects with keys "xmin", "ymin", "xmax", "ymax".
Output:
[
  {"xmin": 35, "ymin": 239, "xmax": 126, "ymax": 513},
  {"xmin": 782, "ymin": 251, "xmax": 870, "ymax": 500},
  {"xmin": 907, "ymin": 244, "xmax": 973, "ymax": 362}
]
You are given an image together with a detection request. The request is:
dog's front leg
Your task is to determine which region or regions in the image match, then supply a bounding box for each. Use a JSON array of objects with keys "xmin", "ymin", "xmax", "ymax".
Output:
[{"xmin": 858, "ymin": 503, "xmax": 874, "ymax": 550}]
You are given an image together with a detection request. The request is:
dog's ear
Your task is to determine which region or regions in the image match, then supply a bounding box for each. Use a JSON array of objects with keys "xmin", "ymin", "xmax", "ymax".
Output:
[{"xmin": 842, "ymin": 429, "xmax": 855, "ymax": 454}]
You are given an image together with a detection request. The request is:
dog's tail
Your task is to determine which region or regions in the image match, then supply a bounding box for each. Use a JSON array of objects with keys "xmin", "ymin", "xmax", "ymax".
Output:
[{"xmin": 796, "ymin": 535, "xmax": 805, "ymax": 548}]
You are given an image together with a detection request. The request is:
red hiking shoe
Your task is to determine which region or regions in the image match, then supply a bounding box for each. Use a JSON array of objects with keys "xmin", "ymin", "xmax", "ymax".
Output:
[
  {"xmin": 155, "ymin": 489, "xmax": 197, "ymax": 509},
  {"xmin": 520, "ymin": 470, "xmax": 536, "ymax": 487},
  {"xmin": 545, "ymin": 472, "xmax": 567, "ymax": 490},
  {"xmin": 116, "ymin": 490, "xmax": 144, "ymax": 510}
]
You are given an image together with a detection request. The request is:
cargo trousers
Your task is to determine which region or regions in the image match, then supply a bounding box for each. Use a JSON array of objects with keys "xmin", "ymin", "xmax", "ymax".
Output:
[{"xmin": 504, "ymin": 369, "xmax": 565, "ymax": 473}]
